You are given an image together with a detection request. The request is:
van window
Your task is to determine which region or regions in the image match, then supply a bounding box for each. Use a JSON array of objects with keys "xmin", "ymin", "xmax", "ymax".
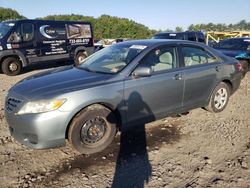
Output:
[
  {"xmin": 182, "ymin": 47, "xmax": 217, "ymax": 67},
  {"xmin": 7, "ymin": 26, "xmax": 22, "ymax": 43},
  {"xmin": 7, "ymin": 23, "xmax": 34, "ymax": 43},
  {"xmin": 66, "ymin": 24, "xmax": 92, "ymax": 39},
  {"xmin": 22, "ymin": 23, "xmax": 34, "ymax": 42},
  {"xmin": 187, "ymin": 33, "xmax": 196, "ymax": 41},
  {"xmin": 0, "ymin": 22, "xmax": 16, "ymax": 39},
  {"xmin": 197, "ymin": 33, "xmax": 205, "ymax": 43}
]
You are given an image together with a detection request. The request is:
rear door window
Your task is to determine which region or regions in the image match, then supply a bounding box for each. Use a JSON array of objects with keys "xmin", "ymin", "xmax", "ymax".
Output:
[{"xmin": 181, "ymin": 46, "xmax": 218, "ymax": 67}]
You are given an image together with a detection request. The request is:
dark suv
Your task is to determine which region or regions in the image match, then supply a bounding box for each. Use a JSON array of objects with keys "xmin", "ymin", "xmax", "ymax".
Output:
[
  {"xmin": 213, "ymin": 37, "xmax": 250, "ymax": 76},
  {"xmin": 153, "ymin": 31, "xmax": 205, "ymax": 43}
]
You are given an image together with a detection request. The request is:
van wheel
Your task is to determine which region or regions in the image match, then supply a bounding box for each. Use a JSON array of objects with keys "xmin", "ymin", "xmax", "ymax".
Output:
[
  {"xmin": 2, "ymin": 57, "xmax": 22, "ymax": 76},
  {"xmin": 68, "ymin": 104, "xmax": 117, "ymax": 154},
  {"xmin": 205, "ymin": 82, "xmax": 230, "ymax": 113},
  {"xmin": 75, "ymin": 51, "xmax": 87, "ymax": 66}
]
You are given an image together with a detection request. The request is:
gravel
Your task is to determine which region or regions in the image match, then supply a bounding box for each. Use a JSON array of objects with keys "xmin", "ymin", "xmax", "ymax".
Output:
[{"xmin": 0, "ymin": 66, "xmax": 250, "ymax": 188}]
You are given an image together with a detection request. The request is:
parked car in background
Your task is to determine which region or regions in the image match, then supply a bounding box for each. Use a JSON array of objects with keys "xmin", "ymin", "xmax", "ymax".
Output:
[
  {"xmin": 0, "ymin": 19, "xmax": 94, "ymax": 76},
  {"xmin": 94, "ymin": 38, "xmax": 129, "ymax": 51},
  {"xmin": 213, "ymin": 37, "xmax": 250, "ymax": 76},
  {"xmin": 5, "ymin": 39, "xmax": 242, "ymax": 154},
  {"xmin": 153, "ymin": 31, "xmax": 205, "ymax": 43}
]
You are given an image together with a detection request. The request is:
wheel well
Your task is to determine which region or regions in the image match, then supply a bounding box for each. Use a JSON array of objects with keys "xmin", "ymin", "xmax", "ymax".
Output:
[
  {"xmin": 65, "ymin": 103, "xmax": 122, "ymax": 139},
  {"xmin": 222, "ymin": 80, "xmax": 233, "ymax": 94},
  {"xmin": 0, "ymin": 55, "xmax": 21, "ymax": 71},
  {"xmin": 1, "ymin": 55, "xmax": 21, "ymax": 64},
  {"xmin": 75, "ymin": 50, "xmax": 87, "ymax": 57}
]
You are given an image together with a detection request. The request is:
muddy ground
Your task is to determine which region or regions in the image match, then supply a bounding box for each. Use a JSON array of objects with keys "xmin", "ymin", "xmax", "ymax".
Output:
[{"xmin": 0, "ymin": 62, "xmax": 250, "ymax": 188}]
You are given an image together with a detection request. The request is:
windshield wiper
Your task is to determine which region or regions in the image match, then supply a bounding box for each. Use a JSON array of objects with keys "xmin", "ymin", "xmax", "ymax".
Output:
[
  {"xmin": 78, "ymin": 66, "xmax": 114, "ymax": 75},
  {"xmin": 78, "ymin": 66, "xmax": 95, "ymax": 72}
]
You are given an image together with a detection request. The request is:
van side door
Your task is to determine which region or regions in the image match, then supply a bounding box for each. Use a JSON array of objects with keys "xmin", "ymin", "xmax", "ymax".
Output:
[{"xmin": 37, "ymin": 22, "xmax": 69, "ymax": 62}]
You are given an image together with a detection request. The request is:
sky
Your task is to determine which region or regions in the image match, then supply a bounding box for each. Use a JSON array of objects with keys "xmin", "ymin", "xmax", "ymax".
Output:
[{"xmin": 1, "ymin": 0, "xmax": 250, "ymax": 30}]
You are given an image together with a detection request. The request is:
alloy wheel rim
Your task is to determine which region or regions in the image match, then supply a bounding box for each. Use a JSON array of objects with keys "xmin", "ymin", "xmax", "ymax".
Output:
[{"xmin": 214, "ymin": 88, "xmax": 228, "ymax": 110}]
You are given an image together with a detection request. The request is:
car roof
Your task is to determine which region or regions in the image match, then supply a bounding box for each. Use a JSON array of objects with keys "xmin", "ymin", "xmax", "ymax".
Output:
[
  {"xmin": 117, "ymin": 39, "xmax": 206, "ymax": 47},
  {"xmin": 155, "ymin": 31, "xmax": 203, "ymax": 35},
  {"xmin": 2, "ymin": 19, "xmax": 91, "ymax": 24}
]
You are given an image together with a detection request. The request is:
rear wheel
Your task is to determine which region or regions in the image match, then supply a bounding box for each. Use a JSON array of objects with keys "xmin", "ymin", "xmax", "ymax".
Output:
[
  {"xmin": 2, "ymin": 57, "xmax": 22, "ymax": 76},
  {"xmin": 205, "ymin": 82, "xmax": 230, "ymax": 113},
  {"xmin": 75, "ymin": 51, "xmax": 87, "ymax": 66},
  {"xmin": 68, "ymin": 104, "xmax": 117, "ymax": 154}
]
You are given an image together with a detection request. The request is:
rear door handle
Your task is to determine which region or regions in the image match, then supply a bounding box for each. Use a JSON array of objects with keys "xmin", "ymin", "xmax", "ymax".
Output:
[{"xmin": 173, "ymin": 73, "xmax": 183, "ymax": 80}]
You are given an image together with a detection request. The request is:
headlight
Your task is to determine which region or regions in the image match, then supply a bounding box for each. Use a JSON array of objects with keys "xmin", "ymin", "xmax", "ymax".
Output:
[{"xmin": 17, "ymin": 99, "xmax": 66, "ymax": 115}]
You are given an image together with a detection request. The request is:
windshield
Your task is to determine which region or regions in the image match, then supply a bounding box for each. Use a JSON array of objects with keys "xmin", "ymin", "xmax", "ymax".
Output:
[
  {"xmin": 79, "ymin": 43, "xmax": 147, "ymax": 74},
  {"xmin": 218, "ymin": 39, "xmax": 250, "ymax": 51},
  {"xmin": 0, "ymin": 22, "xmax": 16, "ymax": 39}
]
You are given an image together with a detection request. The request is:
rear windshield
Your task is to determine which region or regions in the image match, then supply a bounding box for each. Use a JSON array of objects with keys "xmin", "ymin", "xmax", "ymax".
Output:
[{"xmin": 0, "ymin": 22, "xmax": 16, "ymax": 39}]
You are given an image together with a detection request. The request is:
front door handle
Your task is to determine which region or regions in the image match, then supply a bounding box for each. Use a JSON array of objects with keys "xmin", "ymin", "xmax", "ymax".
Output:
[
  {"xmin": 173, "ymin": 73, "xmax": 183, "ymax": 80},
  {"xmin": 215, "ymin": 66, "xmax": 221, "ymax": 72}
]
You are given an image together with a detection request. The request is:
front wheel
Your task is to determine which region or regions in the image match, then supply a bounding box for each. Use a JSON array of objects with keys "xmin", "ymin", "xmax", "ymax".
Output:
[
  {"xmin": 75, "ymin": 51, "xmax": 87, "ymax": 66},
  {"xmin": 68, "ymin": 104, "xmax": 117, "ymax": 154},
  {"xmin": 2, "ymin": 57, "xmax": 22, "ymax": 76},
  {"xmin": 205, "ymin": 82, "xmax": 230, "ymax": 113}
]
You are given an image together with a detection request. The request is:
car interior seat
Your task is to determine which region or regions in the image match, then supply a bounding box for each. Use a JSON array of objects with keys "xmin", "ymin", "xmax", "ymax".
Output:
[{"xmin": 153, "ymin": 52, "xmax": 173, "ymax": 72}]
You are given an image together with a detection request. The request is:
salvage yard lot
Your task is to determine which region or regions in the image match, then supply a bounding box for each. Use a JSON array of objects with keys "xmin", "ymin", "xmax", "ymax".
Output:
[{"xmin": 0, "ymin": 62, "xmax": 250, "ymax": 188}]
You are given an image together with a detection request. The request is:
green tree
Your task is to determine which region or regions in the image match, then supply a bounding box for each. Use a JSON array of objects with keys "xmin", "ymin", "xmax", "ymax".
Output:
[
  {"xmin": 175, "ymin": 26, "xmax": 183, "ymax": 32},
  {"xmin": 188, "ymin": 20, "xmax": 250, "ymax": 32},
  {"xmin": 0, "ymin": 7, "xmax": 26, "ymax": 21},
  {"xmin": 41, "ymin": 14, "xmax": 155, "ymax": 39}
]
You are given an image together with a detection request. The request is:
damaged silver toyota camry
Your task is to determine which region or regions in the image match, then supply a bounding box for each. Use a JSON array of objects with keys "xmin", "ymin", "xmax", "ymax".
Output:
[{"xmin": 5, "ymin": 39, "xmax": 242, "ymax": 154}]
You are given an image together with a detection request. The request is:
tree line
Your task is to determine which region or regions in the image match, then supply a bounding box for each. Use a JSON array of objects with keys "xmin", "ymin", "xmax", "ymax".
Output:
[{"xmin": 1, "ymin": 7, "xmax": 250, "ymax": 39}]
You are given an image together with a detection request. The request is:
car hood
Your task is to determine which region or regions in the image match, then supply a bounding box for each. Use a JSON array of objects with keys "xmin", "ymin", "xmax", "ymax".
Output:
[{"xmin": 9, "ymin": 66, "xmax": 113, "ymax": 99}]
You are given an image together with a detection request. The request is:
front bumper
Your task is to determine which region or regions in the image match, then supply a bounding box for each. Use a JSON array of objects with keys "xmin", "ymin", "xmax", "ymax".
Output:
[{"xmin": 5, "ymin": 109, "xmax": 71, "ymax": 149}]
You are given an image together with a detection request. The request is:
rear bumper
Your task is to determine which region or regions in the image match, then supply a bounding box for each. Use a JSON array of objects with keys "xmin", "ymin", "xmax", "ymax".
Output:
[
  {"xmin": 5, "ymin": 109, "xmax": 71, "ymax": 149},
  {"xmin": 231, "ymin": 72, "xmax": 242, "ymax": 95}
]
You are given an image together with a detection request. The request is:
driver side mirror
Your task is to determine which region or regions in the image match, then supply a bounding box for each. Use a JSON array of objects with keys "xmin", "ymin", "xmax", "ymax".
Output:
[{"xmin": 132, "ymin": 66, "xmax": 152, "ymax": 78}]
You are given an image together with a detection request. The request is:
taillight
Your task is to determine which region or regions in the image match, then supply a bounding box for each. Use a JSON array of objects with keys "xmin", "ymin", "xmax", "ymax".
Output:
[{"xmin": 236, "ymin": 62, "xmax": 243, "ymax": 72}]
